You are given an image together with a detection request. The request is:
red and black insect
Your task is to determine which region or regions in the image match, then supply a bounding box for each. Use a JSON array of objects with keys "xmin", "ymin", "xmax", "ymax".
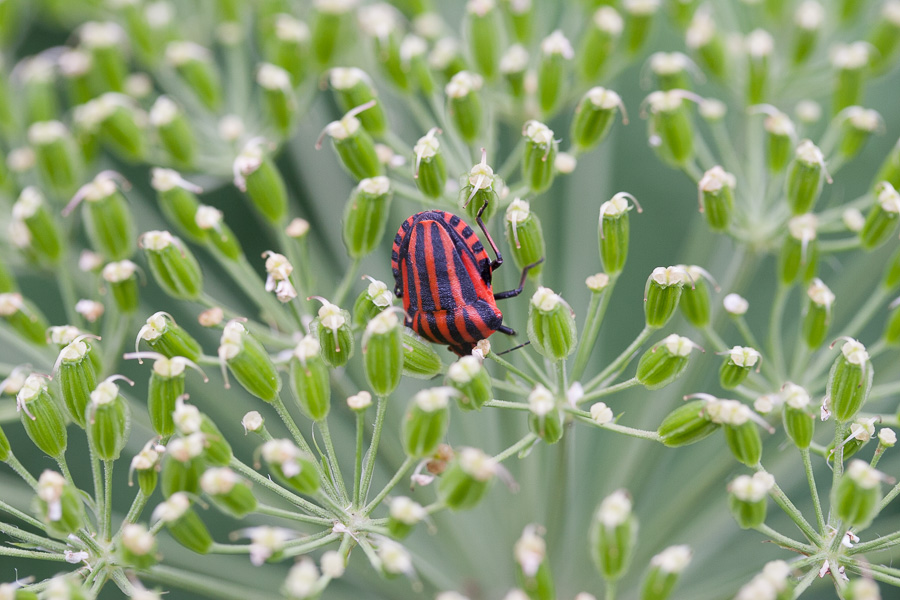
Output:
[{"xmin": 391, "ymin": 206, "xmax": 541, "ymax": 356}]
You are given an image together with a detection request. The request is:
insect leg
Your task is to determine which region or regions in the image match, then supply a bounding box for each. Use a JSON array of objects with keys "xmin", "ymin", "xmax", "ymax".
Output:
[
  {"xmin": 497, "ymin": 325, "xmax": 517, "ymax": 336},
  {"xmin": 498, "ymin": 340, "xmax": 531, "ymax": 355},
  {"xmin": 475, "ymin": 200, "xmax": 503, "ymax": 271},
  {"xmin": 494, "ymin": 258, "xmax": 545, "ymax": 300}
]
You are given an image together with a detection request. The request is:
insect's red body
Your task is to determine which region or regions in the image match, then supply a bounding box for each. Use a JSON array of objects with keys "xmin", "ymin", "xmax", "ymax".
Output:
[{"xmin": 392, "ymin": 210, "xmax": 504, "ymax": 355}]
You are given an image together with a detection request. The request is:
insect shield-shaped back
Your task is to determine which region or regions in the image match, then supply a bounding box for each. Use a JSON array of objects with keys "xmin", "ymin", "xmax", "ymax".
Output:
[{"xmin": 392, "ymin": 210, "xmax": 503, "ymax": 356}]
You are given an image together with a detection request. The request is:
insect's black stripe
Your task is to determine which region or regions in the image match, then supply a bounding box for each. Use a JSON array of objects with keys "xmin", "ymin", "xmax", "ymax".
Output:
[
  {"xmin": 460, "ymin": 305, "xmax": 484, "ymax": 342},
  {"xmin": 403, "ymin": 228, "xmax": 418, "ymax": 312},
  {"xmin": 429, "ymin": 222, "xmax": 455, "ymax": 311},
  {"xmin": 421, "ymin": 309, "xmax": 449, "ymax": 345},
  {"xmin": 461, "ymin": 225, "xmax": 473, "ymax": 238},
  {"xmin": 413, "ymin": 222, "xmax": 436, "ymax": 312},
  {"xmin": 450, "ymin": 235, "xmax": 478, "ymax": 304},
  {"xmin": 449, "ymin": 214, "xmax": 460, "ymax": 227},
  {"xmin": 474, "ymin": 300, "xmax": 502, "ymax": 331}
]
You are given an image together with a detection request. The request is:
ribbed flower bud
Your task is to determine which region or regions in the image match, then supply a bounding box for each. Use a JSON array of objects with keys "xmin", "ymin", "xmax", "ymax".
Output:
[
  {"xmin": 102, "ymin": 259, "xmax": 139, "ymax": 313},
  {"xmin": 745, "ymin": 29, "xmax": 773, "ymax": 104},
  {"xmin": 0, "ymin": 423, "xmax": 10, "ymax": 462},
  {"xmin": 834, "ymin": 460, "xmax": 881, "ymax": 527},
  {"xmin": 0, "ymin": 294, "xmax": 48, "ymax": 345},
  {"xmin": 328, "ymin": 67, "xmax": 385, "ymax": 135},
  {"xmin": 119, "ymin": 523, "xmax": 158, "ymax": 569},
  {"xmin": 13, "ymin": 187, "xmax": 61, "ymax": 263},
  {"xmin": 289, "ymin": 335, "xmax": 331, "ymax": 422},
  {"xmin": 528, "ymin": 287, "xmax": 577, "ymax": 360},
  {"xmin": 728, "ymin": 472, "xmax": 773, "ymax": 528},
  {"xmin": 363, "ymin": 310, "xmax": 404, "ymax": 396},
  {"xmin": 261, "ymin": 439, "xmax": 320, "ymax": 495},
  {"xmin": 317, "ymin": 101, "xmax": 383, "ymax": 180},
  {"xmin": 161, "ymin": 433, "xmax": 204, "ymax": 496},
  {"xmin": 152, "ymin": 492, "xmax": 213, "ymax": 553},
  {"xmin": 88, "ymin": 376, "xmax": 131, "ymax": 460},
  {"xmin": 387, "ymin": 496, "xmax": 427, "ymax": 539},
  {"xmin": 137, "ymin": 311, "xmax": 202, "ymax": 361},
  {"xmin": 75, "ymin": 93, "xmax": 147, "ymax": 160},
  {"xmin": 233, "ymin": 139, "xmax": 289, "ymax": 223},
  {"xmin": 310, "ymin": 0, "xmax": 356, "ymax": 65},
  {"xmin": 827, "ymin": 338, "xmax": 872, "ymax": 422},
  {"xmin": 649, "ymin": 52, "xmax": 693, "ymax": 92},
  {"xmin": 537, "ymin": 30, "xmax": 573, "ymax": 114},
  {"xmin": 34, "ymin": 470, "xmax": 85, "ymax": 537},
  {"xmin": 579, "ymin": 7, "xmax": 623, "ymax": 80},
  {"xmin": 861, "ymin": 182, "xmax": 900, "ymax": 250},
  {"xmin": 466, "ymin": 0, "xmax": 500, "ymax": 80},
  {"xmin": 698, "ymin": 166, "xmax": 735, "ymax": 231},
  {"xmin": 528, "ymin": 384, "xmax": 563, "ymax": 444},
  {"xmin": 792, "ymin": 1, "xmax": 824, "ymax": 64},
  {"xmin": 677, "ymin": 265, "xmax": 715, "ymax": 328},
  {"xmin": 28, "ymin": 120, "xmax": 83, "ymax": 197},
  {"xmin": 521, "ymin": 121, "xmax": 558, "ymax": 193},
  {"xmin": 262, "ymin": 14, "xmax": 309, "ymax": 85},
  {"xmin": 438, "ymin": 447, "xmax": 496, "ymax": 510},
  {"xmin": 131, "ymin": 442, "xmax": 161, "ymax": 496},
  {"xmin": 146, "ymin": 355, "xmax": 205, "ymax": 436},
  {"xmin": 150, "ymin": 168, "xmax": 204, "ymax": 242},
  {"xmin": 513, "ymin": 525, "xmax": 554, "ymax": 600},
  {"xmin": 640, "ymin": 544, "xmax": 692, "ymax": 600},
  {"xmin": 832, "ymin": 417, "xmax": 878, "ymax": 461},
  {"xmin": 719, "ymin": 346, "xmax": 760, "ymax": 390},
  {"xmin": 686, "ymin": 9, "xmax": 727, "ymax": 79},
  {"xmin": 412, "ymin": 128, "xmax": 447, "ymax": 198},
  {"xmin": 446, "ymin": 71, "xmax": 483, "ymax": 144},
  {"xmin": 257, "ymin": 63, "xmax": 296, "ymax": 133},
  {"xmin": 461, "ymin": 149, "xmax": 499, "ymax": 221},
  {"xmin": 779, "ymin": 213, "xmax": 818, "ymax": 284},
  {"xmin": 599, "ymin": 193, "xmax": 640, "ymax": 275},
  {"xmin": 505, "ymin": 199, "xmax": 545, "ymax": 278},
  {"xmin": 403, "ymin": 387, "xmax": 452, "ymax": 457},
  {"xmin": 150, "ymin": 96, "xmax": 195, "ymax": 167},
  {"xmin": 54, "ymin": 336, "xmax": 100, "ymax": 427},
  {"xmin": 763, "ymin": 110, "xmax": 796, "ymax": 172},
  {"xmin": 165, "ymin": 41, "xmax": 222, "ymax": 110},
  {"xmin": 802, "ymin": 278, "xmax": 834, "ymax": 348},
  {"xmin": 344, "ymin": 176, "xmax": 392, "ymax": 258},
  {"xmin": 140, "ymin": 230, "xmax": 203, "ymax": 300},
  {"xmin": 782, "ymin": 382, "xmax": 814, "ymax": 448},
  {"xmin": 17, "ymin": 374, "xmax": 67, "ymax": 458},
  {"xmin": 572, "ymin": 87, "xmax": 626, "ymax": 152},
  {"xmin": 590, "ymin": 489, "xmax": 637, "ymax": 581},
  {"xmin": 500, "ymin": 45, "xmax": 528, "ymax": 99},
  {"xmin": 66, "ymin": 171, "xmax": 135, "ymax": 261},
  {"xmin": 831, "ymin": 42, "xmax": 869, "ymax": 114},
  {"xmin": 200, "ymin": 467, "xmax": 257, "ymax": 518},
  {"xmin": 218, "ymin": 320, "xmax": 282, "ymax": 402},
  {"xmin": 869, "ymin": 1, "xmax": 900, "ymax": 71},
  {"xmin": 707, "ymin": 398, "xmax": 765, "ymax": 466},
  {"xmin": 839, "ymin": 107, "xmax": 882, "ymax": 159},
  {"xmin": 353, "ymin": 276, "xmax": 394, "ymax": 326},
  {"xmin": 646, "ymin": 90, "xmax": 695, "ymax": 167},
  {"xmin": 447, "ymin": 355, "xmax": 492, "ymax": 411},
  {"xmin": 636, "ymin": 335, "xmax": 698, "ymax": 390},
  {"xmin": 401, "ymin": 329, "xmax": 443, "ymax": 379},
  {"xmin": 645, "ymin": 266, "xmax": 686, "ymax": 328}
]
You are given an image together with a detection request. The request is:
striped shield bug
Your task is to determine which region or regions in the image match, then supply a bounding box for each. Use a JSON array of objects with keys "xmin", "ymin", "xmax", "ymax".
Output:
[{"xmin": 391, "ymin": 205, "xmax": 541, "ymax": 356}]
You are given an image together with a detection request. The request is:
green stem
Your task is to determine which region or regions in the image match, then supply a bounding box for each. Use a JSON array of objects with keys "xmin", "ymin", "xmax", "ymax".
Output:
[
  {"xmin": 333, "ymin": 257, "xmax": 362, "ymax": 307},
  {"xmin": 102, "ymin": 459, "xmax": 114, "ymax": 541},
  {"xmin": 492, "ymin": 432, "xmax": 540, "ymax": 462},
  {"xmin": 605, "ymin": 579, "xmax": 617, "ymax": 600},
  {"xmin": 829, "ymin": 422, "xmax": 846, "ymax": 529},
  {"xmin": 229, "ymin": 457, "xmax": 331, "ymax": 519},
  {"xmin": 142, "ymin": 566, "xmax": 275, "ymax": 600},
  {"xmin": 5, "ymin": 454, "xmax": 39, "ymax": 489},
  {"xmin": 571, "ymin": 279, "xmax": 616, "ymax": 382},
  {"xmin": 364, "ymin": 456, "xmax": 415, "ymax": 514},
  {"xmin": 487, "ymin": 352, "xmax": 538, "ymax": 387},
  {"xmin": 0, "ymin": 522, "xmax": 69, "ymax": 553},
  {"xmin": 120, "ymin": 489, "xmax": 148, "ymax": 528},
  {"xmin": 577, "ymin": 377, "xmax": 640, "ymax": 404},
  {"xmin": 570, "ymin": 412, "xmax": 662, "ymax": 442},
  {"xmin": 255, "ymin": 503, "xmax": 333, "ymax": 525},
  {"xmin": 0, "ymin": 499, "xmax": 46, "ymax": 530},
  {"xmin": 768, "ymin": 284, "xmax": 790, "ymax": 382},
  {"xmin": 353, "ymin": 411, "xmax": 365, "ymax": 508},
  {"xmin": 0, "ymin": 546, "xmax": 68, "ymax": 561},
  {"xmin": 849, "ymin": 528, "xmax": 900, "ymax": 554},
  {"xmin": 360, "ymin": 395, "xmax": 389, "ymax": 505},
  {"xmin": 792, "ymin": 563, "xmax": 822, "ymax": 596},
  {"xmin": 754, "ymin": 523, "xmax": 815, "ymax": 554},
  {"xmin": 584, "ymin": 325, "xmax": 654, "ymax": 392},
  {"xmin": 484, "ymin": 399, "xmax": 530, "ymax": 411},
  {"xmin": 318, "ymin": 419, "xmax": 349, "ymax": 504},
  {"xmin": 800, "ymin": 448, "xmax": 826, "ymax": 534},
  {"xmin": 270, "ymin": 394, "xmax": 332, "ymax": 493},
  {"xmin": 281, "ymin": 531, "xmax": 341, "ymax": 558},
  {"xmin": 756, "ymin": 465, "xmax": 820, "ymax": 543}
]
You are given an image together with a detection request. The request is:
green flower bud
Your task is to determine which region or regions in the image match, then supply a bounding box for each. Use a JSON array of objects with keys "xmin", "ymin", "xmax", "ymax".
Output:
[
  {"xmin": 34, "ymin": 470, "xmax": 86, "ymax": 537},
  {"xmin": 162, "ymin": 434, "xmax": 206, "ymax": 496},
  {"xmin": 66, "ymin": 171, "xmax": 136, "ymax": 261},
  {"xmin": 130, "ymin": 442, "xmax": 162, "ymax": 497},
  {"xmin": 792, "ymin": 1, "xmax": 824, "ymax": 64},
  {"xmin": 150, "ymin": 97, "xmax": 196, "ymax": 167},
  {"xmin": 778, "ymin": 214, "xmax": 819, "ymax": 285},
  {"xmin": 28, "ymin": 120, "xmax": 83, "ymax": 198},
  {"xmin": 344, "ymin": 176, "xmax": 393, "ymax": 258},
  {"xmin": 264, "ymin": 14, "xmax": 310, "ymax": 85},
  {"xmin": 290, "ymin": 336, "xmax": 331, "ymax": 422},
  {"xmin": 0, "ymin": 423, "xmax": 10, "ymax": 462},
  {"xmin": 21, "ymin": 57, "xmax": 59, "ymax": 123},
  {"xmin": 876, "ymin": 138, "xmax": 900, "ymax": 192},
  {"xmin": 413, "ymin": 128, "xmax": 447, "ymax": 198},
  {"xmin": 846, "ymin": 579, "xmax": 882, "ymax": 600},
  {"xmin": 102, "ymin": 260, "xmax": 140, "ymax": 313},
  {"xmin": 579, "ymin": 7, "xmax": 623, "ymax": 80},
  {"xmin": 697, "ymin": 166, "xmax": 735, "ymax": 231},
  {"xmin": 503, "ymin": 0, "xmax": 533, "ymax": 43},
  {"xmin": 429, "ymin": 36, "xmax": 468, "ymax": 80},
  {"xmin": 826, "ymin": 338, "xmax": 872, "ymax": 422},
  {"xmin": 119, "ymin": 523, "xmax": 158, "ymax": 569},
  {"xmin": 0, "ymin": 294, "xmax": 49, "ymax": 345},
  {"xmin": 137, "ymin": 354, "xmax": 198, "ymax": 437},
  {"xmin": 200, "ymin": 467, "xmax": 257, "ymax": 518},
  {"xmin": 590, "ymin": 489, "xmax": 637, "ymax": 581},
  {"xmin": 78, "ymin": 21, "xmax": 128, "ymax": 92},
  {"xmin": 537, "ymin": 31, "xmax": 573, "ymax": 114},
  {"xmin": 834, "ymin": 460, "xmax": 881, "ymax": 527},
  {"xmin": 599, "ymin": 192, "xmax": 640, "ymax": 275},
  {"xmin": 646, "ymin": 90, "xmax": 695, "ymax": 167},
  {"xmin": 317, "ymin": 101, "xmax": 384, "ymax": 180},
  {"xmin": 306, "ymin": 298, "xmax": 351, "ymax": 367},
  {"xmin": 623, "ymin": 0, "xmax": 660, "ymax": 54},
  {"xmin": 446, "ymin": 71, "xmax": 483, "ymax": 144},
  {"xmin": 884, "ymin": 298, "xmax": 900, "ymax": 345},
  {"xmin": 257, "ymin": 63, "xmax": 297, "ymax": 133},
  {"xmin": 830, "ymin": 417, "xmax": 878, "ymax": 462},
  {"xmin": 637, "ymin": 334, "xmax": 697, "ymax": 390},
  {"xmin": 119, "ymin": 0, "xmax": 173, "ymax": 64},
  {"xmin": 329, "ymin": 68, "xmax": 387, "ymax": 136},
  {"xmin": 151, "ymin": 168, "xmax": 205, "ymax": 242},
  {"xmin": 466, "ymin": 0, "xmax": 500, "ymax": 80},
  {"xmin": 387, "ymin": 496, "xmax": 426, "ymax": 539},
  {"xmin": 233, "ymin": 139, "xmax": 289, "ymax": 223},
  {"xmin": 515, "ymin": 525, "xmax": 555, "ymax": 600},
  {"xmin": 403, "ymin": 387, "xmax": 452, "ymax": 458},
  {"xmin": 438, "ymin": 447, "xmax": 496, "ymax": 510},
  {"xmin": 883, "ymin": 246, "xmax": 900, "ymax": 290},
  {"xmin": 678, "ymin": 265, "xmax": 714, "ymax": 328},
  {"xmin": 528, "ymin": 287, "xmax": 577, "ymax": 360},
  {"xmin": 728, "ymin": 472, "xmax": 773, "ymax": 528},
  {"xmin": 838, "ymin": 107, "xmax": 881, "ymax": 160},
  {"xmin": 359, "ymin": 5, "xmax": 409, "ymax": 91},
  {"xmin": 528, "ymin": 385, "xmax": 563, "ymax": 444},
  {"xmin": 640, "ymin": 545, "xmax": 692, "ymax": 600},
  {"xmin": 719, "ymin": 346, "xmax": 761, "ymax": 390},
  {"xmin": 860, "ymin": 182, "xmax": 900, "ymax": 250},
  {"xmin": 461, "ymin": 150, "xmax": 499, "ymax": 222},
  {"xmin": 686, "ymin": 9, "xmax": 727, "ymax": 79},
  {"xmin": 763, "ymin": 110, "xmax": 796, "ymax": 172},
  {"xmin": 311, "ymin": 0, "xmax": 355, "ymax": 64},
  {"xmin": 649, "ymin": 52, "xmax": 693, "ymax": 92},
  {"xmin": 447, "ymin": 355, "xmax": 492, "ymax": 411},
  {"xmin": 353, "ymin": 276, "xmax": 394, "ymax": 326},
  {"xmin": 831, "ymin": 43, "xmax": 869, "ymax": 115},
  {"xmin": 402, "ymin": 328, "xmax": 444, "ymax": 379},
  {"xmin": 53, "ymin": 337, "xmax": 99, "ymax": 427},
  {"xmin": 869, "ymin": 2, "xmax": 900, "ymax": 72},
  {"xmin": 196, "ymin": 205, "xmax": 243, "ymax": 261},
  {"xmin": 644, "ymin": 266, "xmax": 686, "ymax": 329},
  {"xmin": 745, "ymin": 29, "xmax": 773, "ymax": 104},
  {"xmin": 13, "ymin": 187, "xmax": 61, "ymax": 263},
  {"xmin": 0, "ymin": 253, "xmax": 17, "ymax": 294},
  {"xmin": 505, "ymin": 199, "xmax": 545, "ymax": 278},
  {"xmin": 141, "ymin": 230, "xmax": 203, "ymax": 300},
  {"xmin": 261, "ymin": 439, "xmax": 320, "ymax": 495},
  {"xmin": 75, "ymin": 93, "xmax": 147, "ymax": 161},
  {"xmin": 571, "ymin": 87, "xmax": 626, "ymax": 152},
  {"xmin": 152, "ymin": 493, "xmax": 213, "ymax": 554},
  {"xmin": 500, "ymin": 45, "xmax": 529, "ymax": 99},
  {"xmin": 16, "ymin": 375, "xmax": 67, "ymax": 458},
  {"xmin": 137, "ymin": 311, "xmax": 202, "ymax": 361},
  {"xmin": 707, "ymin": 399, "xmax": 764, "ymax": 466},
  {"xmin": 522, "ymin": 121, "xmax": 558, "ymax": 193},
  {"xmin": 363, "ymin": 310, "xmax": 404, "ymax": 397},
  {"xmin": 802, "ymin": 279, "xmax": 834, "ymax": 348},
  {"xmin": 165, "ymin": 41, "xmax": 222, "ymax": 110},
  {"xmin": 782, "ymin": 383, "xmax": 814, "ymax": 449},
  {"xmin": 219, "ymin": 320, "xmax": 282, "ymax": 403}
]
